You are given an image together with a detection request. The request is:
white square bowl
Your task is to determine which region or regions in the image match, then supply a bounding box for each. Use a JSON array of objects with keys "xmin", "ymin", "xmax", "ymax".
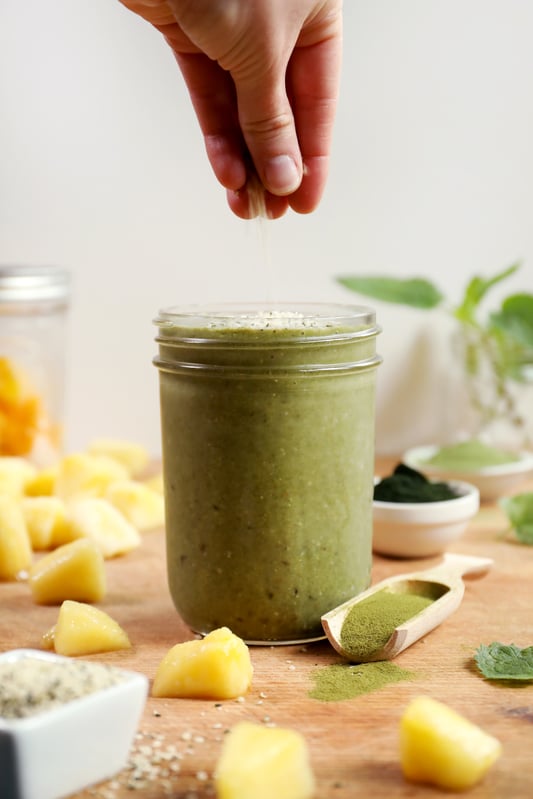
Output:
[{"xmin": 0, "ymin": 649, "xmax": 148, "ymax": 799}]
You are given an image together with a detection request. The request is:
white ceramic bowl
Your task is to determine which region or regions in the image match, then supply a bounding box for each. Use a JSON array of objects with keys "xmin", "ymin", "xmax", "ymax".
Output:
[
  {"xmin": 0, "ymin": 649, "xmax": 148, "ymax": 799},
  {"xmin": 403, "ymin": 445, "xmax": 533, "ymax": 502},
  {"xmin": 372, "ymin": 479, "xmax": 480, "ymax": 558}
]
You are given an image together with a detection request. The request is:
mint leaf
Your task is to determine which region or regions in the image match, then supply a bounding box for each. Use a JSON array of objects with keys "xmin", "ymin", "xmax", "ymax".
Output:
[
  {"xmin": 500, "ymin": 493, "xmax": 533, "ymax": 544},
  {"xmin": 475, "ymin": 642, "xmax": 533, "ymax": 680},
  {"xmin": 336, "ymin": 276, "xmax": 443, "ymax": 309}
]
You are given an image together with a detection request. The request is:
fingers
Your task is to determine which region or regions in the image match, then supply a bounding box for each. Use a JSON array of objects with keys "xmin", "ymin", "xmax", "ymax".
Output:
[
  {"xmin": 235, "ymin": 86, "xmax": 304, "ymax": 200},
  {"xmin": 117, "ymin": 0, "xmax": 342, "ymax": 218},
  {"xmin": 175, "ymin": 52, "xmax": 290, "ymax": 218},
  {"xmin": 173, "ymin": 52, "xmax": 248, "ymax": 191},
  {"xmin": 286, "ymin": 24, "xmax": 342, "ymax": 213}
]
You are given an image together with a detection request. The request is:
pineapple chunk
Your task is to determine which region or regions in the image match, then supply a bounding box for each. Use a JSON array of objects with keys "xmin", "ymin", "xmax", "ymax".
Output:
[
  {"xmin": 28, "ymin": 538, "xmax": 106, "ymax": 604},
  {"xmin": 54, "ymin": 452, "xmax": 128, "ymax": 501},
  {"xmin": 87, "ymin": 438, "xmax": 149, "ymax": 477},
  {"xmin": 66, "ymin": 498, "xmax": 141, "ymax": 558},
  {"xmin": 44, "ymin": 600, "xmax": 131, "ymax": 656},
  {"xmin": 152, "ymin": 627, "xmax": 253, "ymax": 699},
  {"xmin": 215, "ymin": 721, "xmax": 315, "ymax": 799},
  {"xmin": 0, "ymin": 456, "xmax": 37, "ymax": 497},
  {"xmin": 24, "ymin": 465, "xmax": 57, "ymax": 497},
  {"xmin": 0, "ymin": 357, "xmax": 46, "ymax": 457},
  {"xmin": 21, "ymin": 496, "xmax": 69, "ymax": 550},
  {"xmin": 0, "ymin": 494, "xmax": 32, "ymax": 580},
  {"xmin": 105, "ymin": 479, "xmax": 165, "ymax": 531},
  {"xmin": 400, "ymin": 696, "xmax": 502, "ymax": 791}
]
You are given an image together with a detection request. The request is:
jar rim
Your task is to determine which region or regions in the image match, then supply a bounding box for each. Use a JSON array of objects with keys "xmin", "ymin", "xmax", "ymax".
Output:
[
  {"xmin": 0, "ymin": 266, "xmax": 71, "ymax": 303},
  {"xmin": 154, "ymin": 302, "xmax": 376, "ymax": 336}
]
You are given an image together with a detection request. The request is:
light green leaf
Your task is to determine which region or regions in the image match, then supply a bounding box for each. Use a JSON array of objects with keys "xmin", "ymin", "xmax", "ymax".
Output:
[
  {"xmin": 336, "ymin": 276, "xmax": 443, "ymax": 309},
  {"xmin": 490, "ymin": 294, "xmax": 533, "ymax": 348},
  {"xmin": 454, "ymin": 262, "xmax": 521, "ymax": 322},
  {"xmin": 500, "ymin": 493, "xmax": 533, "ymax": 544},
  {"xmin": 475, "ymin": 642, "xmax": 533, "ymax": 681}
]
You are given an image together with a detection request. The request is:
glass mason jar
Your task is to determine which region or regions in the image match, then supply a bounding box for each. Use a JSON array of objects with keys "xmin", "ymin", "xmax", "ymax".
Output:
[
  {"xmin": 0, "ymin": 266, "xmax": 71, "ymax": 464},
  {"xmin": 153, "ymin": 303, "xmax": 381, "ymax": 643}
]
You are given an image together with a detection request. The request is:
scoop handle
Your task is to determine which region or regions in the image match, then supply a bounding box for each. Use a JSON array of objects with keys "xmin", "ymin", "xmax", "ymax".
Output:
[{"xmin": 419, "ymin": 553, "xmax": 493, "ymax": 583}]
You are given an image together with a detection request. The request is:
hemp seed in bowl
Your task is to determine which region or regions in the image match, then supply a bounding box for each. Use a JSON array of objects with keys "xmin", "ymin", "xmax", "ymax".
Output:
[{"xmin": 0, "ymin": 649, "xmax": 148, "ymax": 799}]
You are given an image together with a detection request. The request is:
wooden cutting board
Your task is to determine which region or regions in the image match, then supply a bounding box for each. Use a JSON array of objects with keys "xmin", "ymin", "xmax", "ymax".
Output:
[{"xmin": 1, "ymin": 466, "xmax": 533, "ymax": 798}]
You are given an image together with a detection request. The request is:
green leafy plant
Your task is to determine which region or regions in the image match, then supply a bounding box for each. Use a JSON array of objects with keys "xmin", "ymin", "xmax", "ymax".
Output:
[
  {"xmin": 474, "ymin": 642, "xmax": 533, "ymax": 681},
  {"xmin": 500, "ymin": 493, "xmax": 533, "ymax": 545},
  {"xmin": 338, "ymin": 263, "xmax": 533, "ymax": 443}
]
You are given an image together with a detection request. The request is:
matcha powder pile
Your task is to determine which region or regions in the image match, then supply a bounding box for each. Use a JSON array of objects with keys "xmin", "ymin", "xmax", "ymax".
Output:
[
  {"xmin": 340, "ymin": 590, "xmax": 433, "ymax": 662},
  {"xmin": 309, "ymin": 661, "xmax": 416, "ymax": 702}
]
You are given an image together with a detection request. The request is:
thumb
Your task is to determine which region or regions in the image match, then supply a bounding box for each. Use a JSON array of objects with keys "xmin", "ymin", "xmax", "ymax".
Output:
[{"xmin": 234, "ymin": 71, "xmax": 303, "ymax": 197}]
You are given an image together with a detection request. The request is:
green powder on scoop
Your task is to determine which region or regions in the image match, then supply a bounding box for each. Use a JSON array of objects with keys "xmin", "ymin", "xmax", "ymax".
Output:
[
  {"xmin": 422, "ymin": 440, "xmax": 520, "ymax": 471},
  {"xmin": 339, "ymin": 590, "xmax": 434, "ymax": 662},
  {"xmin": 308, "ymin": 661, "xmax": 416, "ymax": 702}
]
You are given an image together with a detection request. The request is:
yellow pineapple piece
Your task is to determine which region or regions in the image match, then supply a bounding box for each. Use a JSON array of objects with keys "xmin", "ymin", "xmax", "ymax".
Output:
[
  {"xmin": 152, "ymin": 627, "xmax": 253, "ymax": 700},
  {"xmin": 0, "ymin": 456, "xmax": 37, "ymax": 497},
  {"xmin": 105, "ymin": 479, "xmax": 165, "ymax": 531},
  {"xmin": 53, "ymin": 452, "xmax": 128, "ymax": 501},
  {"xmin": 87, "ymin": 438, "xmax": 150, "ymax": 477},
  {"xmin": 24, "ymin": 465, "xmax": 58, "ymax": 497},
  {"xmin": 215, "ymin": 721, "xmax": 315, "ymax": 799},
  {"xmin": 28, "ymin": 538, "xmax": 106, "ymax": 604},
  {"xmin": 0, "ymin": 494, "xmax": 33, "ymax": 580},
  {"xmin": 0, "ymin": 356, "xmax": 23, "ymax": 404},
  {"xmin": 1, "ymin": 395, "xmax": 41, "ymax": 456},
  {"xmin": 400, "ymin": 696, "xmax": 502, "ymax": 791},
  {"xmin": 66, "ymin": 498, "xmax": 141, "ymax": 558},
  {"xmin": 0, "ymin": 358, "xmax": 45, "ymax": 456},
  {"xmin": 44, "ymin": 600, "xmax": 131, "ymax": 656},
  {"xmin": 21, "ymin": 496, "xmax": 69, "ymax": 550}
]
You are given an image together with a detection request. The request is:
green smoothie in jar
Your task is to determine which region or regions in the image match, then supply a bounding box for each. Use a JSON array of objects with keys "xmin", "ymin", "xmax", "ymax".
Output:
[{"xmin": 153, "ymin": 304, "xmax": 381, "ymax": 643}]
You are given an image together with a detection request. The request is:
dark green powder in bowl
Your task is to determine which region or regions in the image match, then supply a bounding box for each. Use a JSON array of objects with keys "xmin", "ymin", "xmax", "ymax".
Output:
[{"xmin": 374, "ymin": 463, "xmax": 459, "ymax": 503}]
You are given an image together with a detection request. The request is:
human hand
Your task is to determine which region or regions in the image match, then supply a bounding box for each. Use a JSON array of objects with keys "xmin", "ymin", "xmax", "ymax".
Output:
[{"xmin": 118, "ymin": 0, "xmax": 342, "ymax": 218}]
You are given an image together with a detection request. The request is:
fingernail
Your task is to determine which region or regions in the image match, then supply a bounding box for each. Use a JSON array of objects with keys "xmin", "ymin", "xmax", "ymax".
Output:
[{"xmin": 264, "ymin": 155, "xmax": 301, "ymax": 194}]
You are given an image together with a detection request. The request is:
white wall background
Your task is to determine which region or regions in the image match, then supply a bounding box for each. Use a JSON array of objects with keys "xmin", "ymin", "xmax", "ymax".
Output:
[{"xmin": 1, "ymin": 0, "xmax": 532, "ymax": 457}]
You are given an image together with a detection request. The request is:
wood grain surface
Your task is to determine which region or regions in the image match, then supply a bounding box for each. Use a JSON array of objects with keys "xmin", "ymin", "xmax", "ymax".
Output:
[{"xmin": 1, "ymin": 464, "xmax": 533, "ymax": 798}]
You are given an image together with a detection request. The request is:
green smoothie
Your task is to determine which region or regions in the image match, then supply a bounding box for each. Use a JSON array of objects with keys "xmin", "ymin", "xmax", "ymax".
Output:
[{"xmin": 154, "ymin": 304, "xmax": 381, "ymax": 643}]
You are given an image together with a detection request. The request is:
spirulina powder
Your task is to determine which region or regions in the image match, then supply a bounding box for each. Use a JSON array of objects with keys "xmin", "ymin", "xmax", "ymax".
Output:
[{"xmin": 309, "ymin": 661, "xmax": 416, "ymax": 702}]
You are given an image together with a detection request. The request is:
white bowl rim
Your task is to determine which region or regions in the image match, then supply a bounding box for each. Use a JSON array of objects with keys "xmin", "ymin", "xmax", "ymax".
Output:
[
  {"xmin": 373, "ymin": 477, "xmax": 480, "ymax": 509},
  {"xmin": 373, "ymin": 479, "xmax": 480, "ymax": 524},
  {"xmin": 0, "ymin": 648, "xmax": 148, "ymax": 731},
  {"xmin": 403, "ymin": 444, "xmax": 533, "ymax": 477}
]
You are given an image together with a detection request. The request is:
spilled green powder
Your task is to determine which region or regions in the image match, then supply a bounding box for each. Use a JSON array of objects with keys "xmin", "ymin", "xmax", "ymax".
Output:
[
  {"xmin": 422, "ymin": 439, "xmax": 520, "ymax": 471},
  {"xmin": 309, "ymin": 661, "xmax": 416, "ymax": 702}
]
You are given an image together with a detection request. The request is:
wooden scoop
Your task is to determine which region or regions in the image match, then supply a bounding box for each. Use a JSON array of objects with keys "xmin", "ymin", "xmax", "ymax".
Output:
[{"xmin": 321, "ymin": 553, "xmax": 493, "ymax": 662}]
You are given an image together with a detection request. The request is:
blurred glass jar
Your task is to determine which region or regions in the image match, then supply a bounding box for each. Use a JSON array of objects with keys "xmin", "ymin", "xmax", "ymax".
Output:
[{"xmin": 0, "ymin": 266, "xmax": 71, "ymax": 464}]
